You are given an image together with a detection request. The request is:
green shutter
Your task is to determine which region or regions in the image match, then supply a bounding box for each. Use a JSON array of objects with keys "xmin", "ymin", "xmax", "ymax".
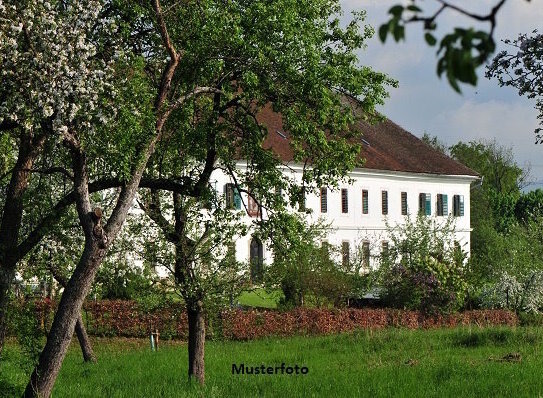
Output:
[
  {"xmin": 233, "ymin": 188, "xmax": 241, "ymax": 210},
  {"xmin": 443, "ymin": 194, "xmax": 448, "ymax": 215},
  {"xmin": 425, "ymin": 193, "xmax": 431, "ymax": 215}
]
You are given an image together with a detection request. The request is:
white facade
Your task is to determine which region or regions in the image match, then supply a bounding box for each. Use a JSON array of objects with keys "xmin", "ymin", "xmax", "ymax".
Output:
[{"xmin": 212, "ymin": 162, "xmax": 477, "ymax": 269}]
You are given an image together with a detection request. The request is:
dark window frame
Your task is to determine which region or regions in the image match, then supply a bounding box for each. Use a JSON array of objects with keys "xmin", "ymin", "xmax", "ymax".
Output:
[{"xmin": 341, "ymin": 188, "xmax": 348, "ymax": 214}]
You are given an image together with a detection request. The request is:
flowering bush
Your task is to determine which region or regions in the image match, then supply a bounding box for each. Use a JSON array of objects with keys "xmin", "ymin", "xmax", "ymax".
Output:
[
  {"xmin": 376, "ymin": 215, "xmax": 468, "ymax": 314},
  {"xmin": 480, "ymin": 271, "xmax": 543, "ymax": 313}
]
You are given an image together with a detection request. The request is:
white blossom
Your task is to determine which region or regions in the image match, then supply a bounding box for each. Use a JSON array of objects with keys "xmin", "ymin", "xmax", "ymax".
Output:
[{"xmin": 0, "ymin": 0, "xmax": 119, "ymax": 134}]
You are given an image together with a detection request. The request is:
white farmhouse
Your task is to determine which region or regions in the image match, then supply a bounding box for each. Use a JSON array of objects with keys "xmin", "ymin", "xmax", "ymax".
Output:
[{"xmin": 210, "ymin": 107, "xmax": 479, "ymax": 278}]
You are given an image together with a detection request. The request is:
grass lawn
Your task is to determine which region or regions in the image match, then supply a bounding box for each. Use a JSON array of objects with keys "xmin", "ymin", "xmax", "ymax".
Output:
[
  {"xmin": 236, "ymin": 288, "xmax": 282, "ymax": 308},
  {"xmin": 2, "ymin": 326, "xmax": 543, "ymax": 397}
]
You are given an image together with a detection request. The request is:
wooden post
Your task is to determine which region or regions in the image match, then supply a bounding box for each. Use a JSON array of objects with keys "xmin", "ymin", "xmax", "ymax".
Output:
[{"xmin": 152, "ymin": 330, "xmax": 160, "ymax": 350}]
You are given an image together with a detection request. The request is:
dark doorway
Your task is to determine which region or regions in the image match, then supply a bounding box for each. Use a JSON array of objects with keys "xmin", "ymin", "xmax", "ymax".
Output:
[{"xmin": 249, "ymin": 237, "xmax": 263, "ymax": 283}]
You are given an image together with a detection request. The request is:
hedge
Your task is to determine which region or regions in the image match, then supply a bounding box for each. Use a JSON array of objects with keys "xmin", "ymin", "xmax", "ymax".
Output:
[{"xmin": 25, "ymin": 299, "xmax": 518, "ymax": 340}]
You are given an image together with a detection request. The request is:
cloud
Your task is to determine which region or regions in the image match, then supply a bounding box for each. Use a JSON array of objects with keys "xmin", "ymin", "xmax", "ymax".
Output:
[{"xmin": 433, "ymin": 100, "xmax": 541, "ymax": 175}]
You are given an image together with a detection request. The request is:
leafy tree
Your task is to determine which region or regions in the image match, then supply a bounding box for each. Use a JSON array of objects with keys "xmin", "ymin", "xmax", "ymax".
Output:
[
  {"xmin": 377, "ymin": 0, "xmax": 534, "ymax": 92},
  {"xmin": 128, "ymin": 0, "xmax": 394, "ymax": 383},
  {"xmin": 0, "ymin": 0, "xmax": 117, "ymax": 360},
  {"xmin": 421, "ymin": 132, "xmax": 448, "ymax": 155},
  {"xmin": 450, "ymin": 139, "xmax": 528, "ymax": 233},
  {"xmin": 486, "ymin": 30, "xmax": 543, "ymax": 141},
  {"xmin": 515, "ymin": 189, "xmax": 543, "ymax": 223}
]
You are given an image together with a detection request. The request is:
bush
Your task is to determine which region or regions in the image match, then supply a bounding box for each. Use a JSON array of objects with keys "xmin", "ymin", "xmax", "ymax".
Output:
[
  {"xmin": 480, "ymin": 271, "xmax": 543, "ymax": 313},
  {"xmin": 375, "ymin": 215, "xmax": 468, "ymax": 314}
]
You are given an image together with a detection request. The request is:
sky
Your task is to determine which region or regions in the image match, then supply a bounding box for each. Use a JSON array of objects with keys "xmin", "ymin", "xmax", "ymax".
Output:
[{"xmin": 339, "ymin": 0, "xmax": 543, "ymax": 189}]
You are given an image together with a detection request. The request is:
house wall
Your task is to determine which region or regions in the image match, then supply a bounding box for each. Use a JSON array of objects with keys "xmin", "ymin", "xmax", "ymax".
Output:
[{"xmin": 213, "ymin": 162, "xmax": 477, "ymax": 269}]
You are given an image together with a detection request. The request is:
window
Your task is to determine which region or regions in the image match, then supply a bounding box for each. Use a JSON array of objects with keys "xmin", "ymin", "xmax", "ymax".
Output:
[
  {"xmin": 362, "ymin": 241, "xmax": 370, "ymax": 268},
  {"xmin": 381, "ymin": 190, "xmax": 388, "ymax": 215},
  {"xmin": 341, "ymin": 189, "xmax": 348, "ymax": 213},
  {"xmin": 401, "ymin": 192, "xmax": 408, "ymax": 215},
  {"xmin": 298, "ymin": 188, "xmax": 306, "ymax": 212},
  {"xmin": 247, "ymin": 195, "xmax": 260, "ymax": 217},
  {"xmin": 224, "ymin": 183, "xmax": 241, "ymax": 210},
  {"xmin": 436, "ymin": 194, "xmax": 448, "ymax": 216},
  {"xmin": 381, "ymin": 241, "xmax": 389, "ymax": 260},
  {"xmin": 362, "ymin": 189, "xmax": 369, "ymax": 214},
  {"xmin": 320, "ymin": 187, "xmax": 328, "ymax": 213},
  {"xmin": 249, "ymin": 237, "xmax": 263, "ymax": 283},
  {"xmin": 419, "ymin": 193, "xmax": 431, "ymax": 215},
  {"xmin": 342, "ymin": 241, "xmax": 350, "ymax": 266},
  {"xmin": 453, "ymin": 194, "xmax": 464, "ymax": 216}
]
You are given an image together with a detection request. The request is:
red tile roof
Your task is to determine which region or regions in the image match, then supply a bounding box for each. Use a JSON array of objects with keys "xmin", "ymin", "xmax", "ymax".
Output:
[{"xmin": 257, "ymin": 105, "xmax": 479, "ymax": 177}]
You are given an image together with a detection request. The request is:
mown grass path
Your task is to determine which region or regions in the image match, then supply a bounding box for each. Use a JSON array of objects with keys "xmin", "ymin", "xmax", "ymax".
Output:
[{"xmin": 2, "ymin": 327, "xmax": 543, "ymax": 397}]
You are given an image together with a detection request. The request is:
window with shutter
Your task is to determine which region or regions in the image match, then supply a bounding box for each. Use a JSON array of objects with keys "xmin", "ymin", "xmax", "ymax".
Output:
[
  {"xmin": 453, "ymin": 195, "xmax": 464, "ymax": 216},
  {"xmin": 224, "ymin": 183, "xmax": 240, "ymax": 210},
  {"xmin": 381, "ymin": 241, "xmax": 389, "ymax": 260},
  {"xmin": 381, "ymin": 190, "xmax": 388, "ymax": 215},
  {"xmin": 298, "ymin": 187, "xmax": 306, "ymax": 212},
  {"xmin": 437, "ymin": 194, "xmax": 443, "ymax": 216},
  {"xmin": 320, "ymin": 187, "xmax": 327, "ymax": 213},
  {"xmin": 362, "ymin": 241, "xmax": 370, "ymax": 268},
  {"xmin": 362, "ymin": 189, "xmax": 369, "ymax": 214},
  {"xmin": 401, "ymin": 192, "xmax": 408, "ymax": 215},
  {"xmin": 249, "ymin": 237, "xmax": 263, "ymax": 283},
  {"xmin": 419, "ymin": 193, "xmax": 431, "ymax": 215},
  {"xmin": 341, "ymin": 189, "xmax": 348, "ymax": 213}
]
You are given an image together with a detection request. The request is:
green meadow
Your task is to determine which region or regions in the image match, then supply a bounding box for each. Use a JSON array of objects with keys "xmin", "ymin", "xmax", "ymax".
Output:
[{"xmin": 2, "ymin": 327, "xmax": 543, "ymax": 397}]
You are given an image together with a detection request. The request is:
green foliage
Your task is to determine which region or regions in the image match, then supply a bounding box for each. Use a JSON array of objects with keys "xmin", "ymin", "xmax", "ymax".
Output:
[
  {"xmin": 265, "ymin": 216, "xmax": 360, "ymax": 309},
  {"xmin": 94, "ymin": 259, "xmax": 155, "ymax": 300},
  {"xmin": 375, "ymin": 215, "xmax": 468, "ymax": 314},
  {"xmin": 435, "ymin": 28, "xmax": 495, "ymax": 92},
  {"xmin": 515, "ymin": 189, "xmax": 543, "ymax": 222},
  {"xmin": 421, "ymin": 132, "xmax": 448, "ymax": 155},
  {"xmin": 450, "ymin": 140, "xmax": 526, "ymax": 196},
  {"xmin": 377, "ymin": 1, "xmax": 532, "ymax": 92},
  {"xmin": 9, "ymin": 299, "xmax": 43, "ymax": 371}
]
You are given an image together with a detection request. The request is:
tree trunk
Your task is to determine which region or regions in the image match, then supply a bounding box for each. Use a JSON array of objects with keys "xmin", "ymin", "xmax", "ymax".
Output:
[
  {"xmin": 187, "ymin": 301, "xmax": 205, "ymax": 384},
  {"xmin": 23, "ymin": 243, "xmax": 105, "ymax": 398},
  {"xmin": 0, "ymin": 265, "xmax": 16, "ymax": 359},
  {"xmin": 0, "ymin": 134, "xmax": 46, "ymax": 357},
  {"xmin": 47, "ymin": 264, "xmax": 96, "ymax": 363},
  {"xmin": 74, "ymin": 314, "xmax": 96, "ymax": 363}
]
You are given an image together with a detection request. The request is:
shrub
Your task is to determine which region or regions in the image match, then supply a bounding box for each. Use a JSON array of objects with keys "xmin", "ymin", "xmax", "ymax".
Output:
[
  {"xmin": 480, "ymin": 271, "xmax": 543, "ymax": 313},
  {"xmin": 375, "ymin": 215, "xmax": 468, "ymax": 314}
]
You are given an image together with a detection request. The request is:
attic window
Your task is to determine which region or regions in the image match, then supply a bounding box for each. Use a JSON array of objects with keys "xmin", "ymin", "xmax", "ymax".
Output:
[{"xmin": 276, "ymin": 130, "xmax": 287, "ymax": 139}]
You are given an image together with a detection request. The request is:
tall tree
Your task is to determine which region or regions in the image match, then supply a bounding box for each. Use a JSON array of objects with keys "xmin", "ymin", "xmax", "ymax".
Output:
[
  {"xmin": 133, "ymin": 0, "xmax": 394, "ymax": 384},
  {"xmin": 0, "ymin": 0, "xmax": 115, "ymax": 357}
]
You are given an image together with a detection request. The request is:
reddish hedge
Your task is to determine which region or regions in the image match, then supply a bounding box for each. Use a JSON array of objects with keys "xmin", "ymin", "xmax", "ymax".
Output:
[
  {"xmin": 83, "ymin": 300, "xmax": 188, "ymax": 339},
  {"xmin": 220, "ymin": 308, "xmax": 518, "ymax": 340},
  {"xmin": 26, "ymin": 299, "xmax": 518, "ymax": 340}
]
